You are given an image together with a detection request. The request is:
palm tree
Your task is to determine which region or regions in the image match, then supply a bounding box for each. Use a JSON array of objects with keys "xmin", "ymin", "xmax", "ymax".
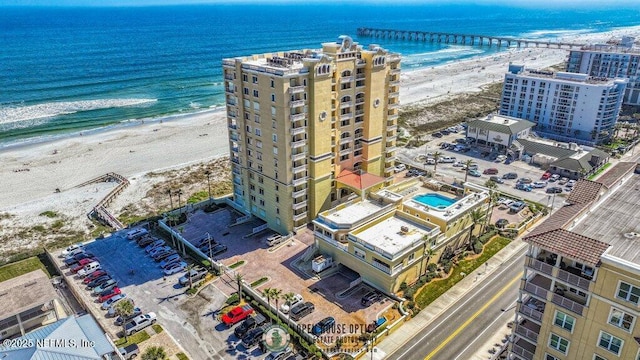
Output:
[
  {"xmin": 166, "ymin": 188, "xmax": 174, "ymax": 210},
  {"xmin": 204, "ymin": 170, "xmax": 212, "ymax": 199},
  {"xmin": 281, "ymin": 292, "xmax": 296, "ymax": 323},
  {"xmin": 483, "ymin": 180, "xmax": 498, "ymax": 229},
  {"xmin": 115, "ymin": 299, "xmax": 135, "ymax": 341},
  {"xmin": 271, "ymin": 288, "xmax": 282, "ymax": 315},
  {"xmin": 262, "ymin": 287, "xmax": 272, "ymax": 315},
  {"xmin": 176, "ymin": 189, "xmax": 184, "ymax": 213},
  {"xmin": 432, "ymin": 151, "xmax": 442, "ymax": 175},
  {"xmin": 141, "ymin": 346, "xmax": 167, "ymax": 360},
  {"xmin": 235, "ymin": 273, "xmax": 244, "ymax": 304},
  {"xmin": 467, "ymin": 209, "xmax": 485, "ymax": 247},
  {"xmin": 185, "ymin": 264, "xmax": 195, "ymax": 290},
  {"xmin": 463, "ymin": 159, "xmax": 475, "ymax": 183}
]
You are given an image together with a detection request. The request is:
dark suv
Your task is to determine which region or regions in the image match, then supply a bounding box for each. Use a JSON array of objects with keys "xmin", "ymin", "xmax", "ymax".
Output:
[
  {"xmin": 361, "ymin": 291, "xmax": 381, "ymax": 306},
  {"xmin": 502, "ymin": 172, "xmax": 518, "ymax": 180},
  {"xmin": 290, "ymin": 302, "xmax": 315, "ymax": 321},
  {"xmin": 234, "ymin": 314, "xmax": 267, "ymax": 339},
  {"xmin": 242, "ymin": 325, "xmax": 267, "ymax": 348}
]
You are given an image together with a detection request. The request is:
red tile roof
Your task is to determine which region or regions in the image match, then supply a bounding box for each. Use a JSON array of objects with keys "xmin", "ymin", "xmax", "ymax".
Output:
[
  {"xmin": 596, "ymin": 162, "xmax": 637, "ymax": 188},
  {"xmin": 525, "ymin": 229, "xmax": 610, "ymax": 266},
  {"xmin": 336, "ymin": 170, "xmax": 386, "ymax": 190},
  {"xmin": 566, "ymin": 179, "xmax": 604, "ymax": 204}
]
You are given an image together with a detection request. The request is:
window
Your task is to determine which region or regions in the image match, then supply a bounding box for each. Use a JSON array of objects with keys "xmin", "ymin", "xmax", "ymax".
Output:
[
  {"xmin": 609, "ymin": 307, "xmax": 634, "ymax": 331},
  {"xmin": 255, "ymin": 128, "xmax": 261, "ymax": 136},
  {"xmin": 549, "ymin": 333, "xmax": 569, "ymax": 354},
  {"xmin": 254, "ymin": 114, "xmax": 260, "ymax": 123},
  {"xmin": 252, "ymin": 75, "xmax": 258, "ymax": 84},
  {"xmin": 271, "ymin": 94, "xmax": 275, "ymax": 102},
  {"xmin": 272, "ymin": 134, "xmax": 277, "ymax": 142},
  {"xmin": 271, "ymin": 106, "xmax": 276, "ymax": 116},
  {"xmin": 545, "ymin": 354, "xmax": 560, "ymax": 360},
  {"xmin": 270, "ymin": 79, "xmax": 274, "ymax": 88},
  {"xmin": 617, "ymin": 282, "xmax": 640, "ymax": 304},
  {"xmin": 256, "ymin": 140, "xmax": 262, "ymax": 148},
  {"xmin": 598, "ymin": 331, "xmax": 623, "ymax": 355},
  {"xmin": 258, "ymin": 188, "xmax": 264, "ymax": 195},
  {"xmin": 273, "ymin": 147, "xmax": 278, "ymax": 155},
  {"xmin": 253, "ymin": 102, "xmax": 259, "ymax": 111},
  {"xmin": 242, "ymin": 74, "xmax": 248, "ymax": 82},
  {"xmin": 246, "ymin": 125, "xmax": 251, "ymax": 133},
  {"xmin": 408, "ymin": 253, "xmax": 415, "ymax": 261},
  {"xmin": 253, "ymin": 89, "xmax": 259, "ymax": 97},
  {"xmin": 243, "ymin": 87, "xmax": 249, "ymax": 95},
  {"xmin": 554, "ymin": 311, "xmax": 575, "ymax": 332},
  {"xmin": 594, "ymin": 355, "xmax": 608, "ymax": 360}
]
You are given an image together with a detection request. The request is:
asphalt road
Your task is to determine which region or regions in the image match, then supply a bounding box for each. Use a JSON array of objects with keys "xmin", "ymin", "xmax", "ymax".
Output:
[{"xmin": 385, "ymin": 245, "xmax": 527, "ymax": 360}]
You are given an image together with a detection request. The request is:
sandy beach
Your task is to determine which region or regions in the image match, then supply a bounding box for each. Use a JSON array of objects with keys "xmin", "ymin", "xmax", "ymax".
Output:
[{"xmin": 1, "ymin": 25, "xmax": 639, "ymax": 258}]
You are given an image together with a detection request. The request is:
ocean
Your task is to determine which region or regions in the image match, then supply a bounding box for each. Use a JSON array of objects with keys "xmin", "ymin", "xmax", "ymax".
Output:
[{"xmin": 1, "ymin": 4, "xmax": 639, "ymax": 146}]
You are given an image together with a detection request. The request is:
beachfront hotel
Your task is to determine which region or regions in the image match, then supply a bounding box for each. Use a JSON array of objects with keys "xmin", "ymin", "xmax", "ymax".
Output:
[
  {"xmin": 566, "ymin": 36, "xmax": 640, "ymax": 106},
  {"xmin": 312, "ymin": 180, "xmax": 490, "ymax": 293},
  {"xmin": 222, "ymin": 36, "xmax": 400, "ymax": 234},
  {"xmin": 509, "ymin": 162, "xmax": 640, "ymax": 360},
  {"xmin": 499, "ymin": 64, "xmax": 627, "ymax": 145}
]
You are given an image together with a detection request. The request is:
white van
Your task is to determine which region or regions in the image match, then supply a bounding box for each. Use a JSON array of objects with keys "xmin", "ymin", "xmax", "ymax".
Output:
[
  {"xmin": 126, "ymin": 228, "xmax": 148, "ymax": 240},
  {"xmin": 267, "ymin": 234, "xmax": 285, "ymax": 247},
  {"xmin": 77, "ymin": 261, "xmax": 101, "ymax": 277}
]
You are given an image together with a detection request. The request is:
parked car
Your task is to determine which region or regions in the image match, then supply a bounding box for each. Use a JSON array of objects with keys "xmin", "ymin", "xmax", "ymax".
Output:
[
  {"xmin": 495, "ymin": 219, "xmax": 509, "ymax": 229},
  {"xmin": 234, "ymin": 314, "xmax": 267, "ymax": 339},
  {"xmin": 163, "ymin": 262, "xmax": 187, "ymax": 275},
  {"xmin": 361, "ymin": 291, "xmax": 381, "ymax": 306},
  {"xmin": 210, "ymin": 244, "xmax": 228, "ymax": 256},
  {"xmin": 222, "ymin": 305, "xmax": 254, "ymax": 326},
  {"xmin": 546, "ymin": 187, "xmax": 563, "ymax": 194},
  {"xmin": 509, "ymin": 201, "xmax": 527, "ymax": 213},
  {"xmin": 126, "ymin": 228, "xmax": 148, "ymax": 241},
  {"xmin": 502, "ymin": 172, "xmax": 518, "ymax": 180},
  {"xmin": 118, "ymin": 344, "xmax": 139, "ymax": 360},
  {"xmin": 64, "ymin": 252, "xmax": 96, "ymax": 267},
  {"xmin": 462, "ymin": 163, "xmax": 478, "ymax": 170},
  {"xmin": 468, "ymin": 169, "xmax": 482, "ymax": 177},
  {"xmin": 517, "ymin": 178, "xmax": 533, "ymax": 184},
  {"xmin": 124, "ymin": 312, "xmax": 157, "ymax": 336},
  {"xmin": 566, "ymin": 179, "xmax": 576, "ymax": 187},
  {"xmin": 149, "ymin": 245, "xmax": 171, "ymax": 257},
  {"xmin": 159, "ymin": 254, "xmax": 182, "ymax": 268},
  {"xmin": 101, "ymin": 293, "xmax": 127, "ymax": 310},
  {"xmin": 192, "ymin": 235, "xmax": 215, "ymax": 248},
  {"xmin": 541, "ymin": 172, "xmax": 552, "ymax": 180},
  {"xmin": 71, "ymin": 258, "xmax": 95, "ymax": 273},
  {"xmin": 280, "ymin": 294, "xmax": 303, "ymax": 314},
  {"xmin": 425, "ymin": 158, "xmax": 436, "ymax": 165},
  {"xmin": 558, "ymin": 177, "xmax": 569, "ymax": 185},
  {"xmin": 137, "ymin": 236, "xmax": 155, "ymax": 247},
  {"xmin": 495, "ymin": 155, "xmax": 507, "ymax": 163},
  {"xmin": 393, "ymin": 164, "xmax": 406, "ymax": 173},
  {"xmin": 93, "ymin": 279, "xmax": 118, "ymax": 295},
  {"xmin": 483, "ymin": 168, "xmax": 499, "ymax": 175},
  {"xmin": 242, "ymin": 326, "xmax": 267, "ymax": 348},
  {"xmin": 61, "ymin": 243, "xmax": 84, "ymax": 257},
  {"xmin": 152, "ymin": 249, "xmax": 177, "ymax": 261},
  {"xmin": 549, "ymin": 174, "xmax": 561, "ymax": 182},
  {"xmin": 83, "ymin": 270, "xmax": 108, "ymax": 284},
  {"xmin": 489, "ymin": 176, "xmax": 504, "ymax": 184},
  {"xmin": 98, "ymin": 287, "xmax": 122, "ymax": 303},
  {"xmin": 312, "ymin": 317, "xmax": 336, "ymax": 336},
  {"xmin": 87, "ymin": 275, "xmax": 112, "ymax": 289},
  {"xmin": 77, "ymin": 261, "xmax": 101, "ymax": 278},
  {"xmin": 113, "ymin": 307, "xmax": 143, "ymax": 325},
  {"xmin": 290, "ymin": 302, "xmax": 315, "ymax": 321},
  {"xmin": 515, "ymin": 183, "xmax": 532, "ymax": 192},
  {"xmin": 439, "ymin": 156, "xmax": 456, "ymax": 163},
  {"xmin": 532, "ymin": 181, "xmax": 547, "ymax": 188},
  {"xmin": 498, "ymin": 198, "xmax": 515, "ymax": 207},
  {"xmin": 265, "ymin": 348, "xmax": 293, "ymax": 360},
  {"xmin": 144, "ymin": 240, "xmax": 166, "ymax": 253},
  {"xmin": 431, "ymin": 132, "xmax": 443, "ymax": 138},
  {"xmin": 179, "ymin": 267, "xmax": 208, "ymax": 286}
]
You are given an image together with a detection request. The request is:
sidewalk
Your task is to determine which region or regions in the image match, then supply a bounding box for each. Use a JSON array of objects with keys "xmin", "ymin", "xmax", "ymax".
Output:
[{"xmin": 376, "ymin": 237, "xmax": 528, "ymax": 359}]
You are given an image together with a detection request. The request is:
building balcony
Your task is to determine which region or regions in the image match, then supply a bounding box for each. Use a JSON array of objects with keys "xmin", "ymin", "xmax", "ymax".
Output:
[
  {"xmin": 355, "ymin": 109, "xmax": 365, "ymax": 116},
  {"xmin": 386, "ymin": 135, "xmax": 397, "ymax": 142},
  {"xmin": 292, "ymin": 164, "xmax": 306, "ymax": 174},
  {"xmin": 340, "ymin": 101, "xmax": 353, "ymax": 109},
  {"xmin": 385, "ymin": 166, "xmax": 395, "ymax": 173},
  {"xmin": 292, "ymin": 188, "xmax": 306, "ymax": 198},
  {"xmin": 385, "ymin": 155, "xmax": 397, "ymax": 162},
  {"xmin": 341, "ymin": 76, "xmax": 354, "ymax": 83},
  {"xmin": 354, "ymin": 143, "xmax": 363, "ymax": 150},
  {"xmin": 231, "ymin": 146, "xmax": 239, "ymax": 153},
  {"xmin": 356, "ymin": 73, "xmax": 365, "ymax": 80},
  {"xmin": 511, "ymin": 340, "xmax": 535, "ymax": 360},
  {"xmin": 556, "ymin": 267, "xmax": 592, "ymax": 291},
  {"xmin": 292, "ymin": 176, "xmax": 308, "ymax": 186},
  {"xmin": 290, "ymin": 99, "xmax": 305, "ymax": 108},
  {"xmin": 290, "ymin": 125, "xmax": 307, "ymax": 136},
  {"xmin": 515, "ymin": 321, "xmax": 540, "ymax": 344},
  {"xmin": 387, "ymin": 113, "xmax": 398, "ymax": 120},
  {"xmin": 551, "ymin": 292, "xmax": 585, "ymax": 316},
  {"xmin": 291, "ymin": 152, "xmax": 306, "ymax": 161},
  {"xmin": 339, "ymin": 148, "xmax": 352, "ymax": 156},
  {"xmin": 292, "ymin": 200, "xmax": 308, "ymax": 210},
  {"xmin": 233, "ymin": 177, "xmax": 242, "ymax": 186},
  {"xmin": 339, "ymin": 136, "xmax": 352, "ymax": 144},
  {"xmin": 522, "ymin": 281, "xmax": 550, "ymax": 301},
  {"xmin": 293, "ymin": 212, "xmax": 308, "ymax": 221},
  {"xmin": 224, "ymin": 74, "xmax": 234, "ymax": 80},
  {"xmin": 390, "ymin": 68, "xmax": 401, "ymax": 75},
  {"xmin": 232, "ymin": 167, "xmax": 241, "ymax": 175},
  {"xmin": 231, "ymin": 157, "xmax": 240, "ymax": 165},
  {"xmin": 290, "ymin": 113, "xmax": 306, "ymax": 121},
  {"xmin": 390, "ymin": 79, "xmax": 400, "ymax": 86},
  {"xmin": 355, "ymin": 97, "xmax": 365, "ymax": 104},
  {"xmin": 526, "ymin": 257, "xmax": 554, "ymax": 276},
  {"xmin": 386, "ymin": 145, "xmax": 397, "ymax": 153},
  {"xmin": 228, "ymin": 112, "xmax": 237, "ymax": 119},
  {"xmin": 340, "ymin": 112, "xmax": 353, "ymax": 121},
  {"xmin": 230, "ymin": 134, "xmax": 240, "ymax": 142},
  {"xmin": 291, "ymin": 139, "xmax": 306, "ymax": 149},
  {"xmin": 288, "ymin": 85, "xmax": 305, "ymax": 94},
  {"xmin": 225, "ymin": 87, "xmax": 235, "ymax": 94},
  {"xmin": 388, "ymin": 102, "xmax": 399, "ymax": 109},
  {"xmin": 370, "ymin": 260, "xmax": 391, "ymax": 274},
  {"xmin": 518, "ymin": 300, "xmax": 545, "ymax": 322},
  {"xmin": 227, "ymin": 99, "xmax": 237, "ymax": 106}
]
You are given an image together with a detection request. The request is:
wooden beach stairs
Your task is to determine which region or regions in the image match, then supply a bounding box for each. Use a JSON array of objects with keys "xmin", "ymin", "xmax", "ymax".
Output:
[{"xmin": 78, "ymin": 172, "xmax": 129, "ymax": 230}]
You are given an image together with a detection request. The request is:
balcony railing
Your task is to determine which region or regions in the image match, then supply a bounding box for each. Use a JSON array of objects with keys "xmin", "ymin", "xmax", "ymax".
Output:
[
  {"xmin": 388, "ymin": 102, "xmax": 399, "ymax": 109},
  {"xmin": 292, "ymin": 188, "xmax": 306, "ymax": 198},
  {"xmin": 290, "ymin": 126, "xmax": 307, "ymax": 136},
  {"xmin": 551, "ymin": 293, "xmax": 584, "ymax": 316},
  {"xmin": 292, "ymin": 140, "xmax": 306, "ymax": 149},
  {"xmin": 386, "ymin": 145, "xmax": 397, "ymax": 153},
  {"xmin": 390, "ymin": 68, "xmax": 401, "ymax": 75},
  {"xmin": 356, "ymin": 73, "xmax": 366, "ymax": 80},
  {"xmin": 387, "ymin": 113, "xmax": 398, "ymax": 120},
  {"xmin": 224, "ymin": 74, "xmax": 234, "ymax": 80},
  {"xmin": 388, "ymin": 91, "xmax": 400, "ymax": 97},
  {"xmin": 340, "ymin": 101, "xmax": 353, "ymax": 109},
  {"xmin": 290, "ymin": 113, "xmax": 306, "ymax": 121},
  {"xmin": 515, "ymin": 325, "xmax": 539, "ymax": 343},
  {"xmin": 511, "ymin": 344, "xmax": 535, "ymax": 360},
  {"xmin": 292, "ymin": 164, "xmax": 306, "ymax": 174},
  {"xmin": 293, "ymin": 212, "xmax": 307, "ymax": 221},
  {"xmin": 340, "ymin": 136, "xmax": 352, "ymax": 144},
  {"xmin": 292, "ymin": 200, "xmax": 308, "ymax": 210},
  {"xmin": 556, "ymin": 268, "xmax": 592, "ymax": 291},
  {"xmin": 523, "ymin": 282, "xmax": 549, "ymax": 300},
  {"xmin": 231, "ymin": 157, "xmax": 240, "ymax": 164},
  {"xmin": 292, "ymin": 176, "xmax": 308, "ymax": 186},
  {"xmin": 225, "ymin": 87, "xmax": 235, "ymax": 94},
  {"xmin": 340, "ymin": 76, "xmax": 354, "ymax": 83},
  {"xmin": 370, "ymin": 260, "xmax": 391, "ymax": 274},
  {"xmin": 290, "ymin": 99, "xmax": 305, "ymax": 108},
  {"xmin": 518, "ymin": 303, "xmax": 544, "ymax": 322},
  {"xmin": 288, "ymin": 86, "xmax": 305, "ymax": 94},
  {"xmin": 526, "ymin": 257, "xmax": 554, "ymax": 276},
  {"xmin": 340, "ymin": 112, "xmax": 352, "ymax": 121},
  {"xmin": 385, "ymin": 166, "xmax": 395, "ymax": 173},
  {"xmin": 291, "ymin": 152, "xmax": 306, "ymax": 161}
]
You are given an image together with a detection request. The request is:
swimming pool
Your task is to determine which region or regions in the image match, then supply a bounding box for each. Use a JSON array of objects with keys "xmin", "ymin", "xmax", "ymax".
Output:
[{"xmin": 413, "ymin": 193, "xmax": 456, "ymax": 209}]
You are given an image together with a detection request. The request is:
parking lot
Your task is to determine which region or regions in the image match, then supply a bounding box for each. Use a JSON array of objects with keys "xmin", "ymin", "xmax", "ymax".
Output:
[{"xmin": 397, "ymin": 130, "xmax": 567, "ymax": 210}]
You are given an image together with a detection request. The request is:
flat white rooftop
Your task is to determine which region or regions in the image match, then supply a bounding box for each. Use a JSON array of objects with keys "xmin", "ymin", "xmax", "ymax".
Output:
[
  {"xmin": 353, "ymin": 214, "xmax": 432, "ymax": 259},
  {"xmin": 319, "ymin": 201, "xmax": 386, "ymax": 229}
]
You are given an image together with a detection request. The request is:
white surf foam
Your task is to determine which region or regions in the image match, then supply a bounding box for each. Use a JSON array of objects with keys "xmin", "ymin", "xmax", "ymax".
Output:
[{"xmin": 0, "ymin": 98, "xmax": 158, "ymax": 125}]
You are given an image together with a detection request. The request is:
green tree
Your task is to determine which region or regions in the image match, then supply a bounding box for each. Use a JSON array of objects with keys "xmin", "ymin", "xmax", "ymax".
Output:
[
  {"xmin": 262, "ymin": 287, "xmax": 273, "ymax": 322},
  {"xmin": 271, "ymin": 288, "xmax": 282, "ymax": 314},
  {"xmin": 281, "ymin": 292, "xmax": 296, "ymax": 322},
  {"xmin": 141, "ymin": 346, "xmax": 167, "ymax": 360},
  {"xmin": 115, "ymin": 299, "xmax": 135, "ymax": 341},
  {"xmin": 467, "ymin": 209, "xmax": 485, "ymax": 247},
  {"xmin": 483, "ymin": 180, "xmax": 498, "ymax": 229},
  {"xmin": 185, "ymin": 264, "xmax": 195, "ymax": 290},
  {"xmin": 463, "ymin": 159, "xmax": 475, "ymax": 183},
  {"xmin": 432, "ymin": 151, "xmax": 442, "ymax": 175},
  {"xmin": 235, "ymin": 273, "xmax": 244, "ymax": 304}
]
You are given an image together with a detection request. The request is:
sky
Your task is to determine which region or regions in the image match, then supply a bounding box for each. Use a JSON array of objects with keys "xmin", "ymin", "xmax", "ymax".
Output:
[{"xmin": 1, "ymin": 0, "xmax": 639, "ymax": 7}]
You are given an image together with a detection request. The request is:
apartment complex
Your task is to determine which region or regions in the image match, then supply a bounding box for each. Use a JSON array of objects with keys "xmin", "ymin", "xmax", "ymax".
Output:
[
  {"xmin": 509, "ymin": 162, "xmax": 640, "ymax": 360},
  {"xmin": 222, "ymin": 36, "xmax": 400, "ymax": 234},
  {"xmin": 313, "ymin": 180, "xmax": 490, "ymax": 293},
  {"xmin": 500, "ymin": 64, "xmax": 627, "ymax": 145},
  {"xmin": 566, "ymin": 37, "xmax": 640, "ymax": 106}
]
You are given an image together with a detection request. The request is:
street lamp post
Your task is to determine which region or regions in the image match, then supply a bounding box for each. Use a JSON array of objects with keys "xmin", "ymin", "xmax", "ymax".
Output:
[
  {"xmin": 204, "ymin": 170, "xmax": 212, "ymax": 200},
  {"xmin": 207, "ymin": 232, "xmax": 214, "ymax": 270}
]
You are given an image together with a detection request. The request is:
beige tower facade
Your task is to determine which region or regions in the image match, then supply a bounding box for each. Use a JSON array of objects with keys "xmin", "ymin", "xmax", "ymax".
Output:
[
  {"xmin": 509, "ymin": 163, "xmax": 640, "ymax": 360},
  {"xmin": 222, "ymin": 36, "xmax": 400, "ymax": 234}
]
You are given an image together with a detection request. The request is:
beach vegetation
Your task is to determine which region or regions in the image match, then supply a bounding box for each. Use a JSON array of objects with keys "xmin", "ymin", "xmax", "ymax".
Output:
[
  {"xmin": 51, "ymin": 219, "xmax": 65, "ymax": 230},
  {"xmin": 0, "ymin": 256, "xmax": 52, "ymax": 282},
  {"xmin": 176, "ymin": 353, "xmax": 189, "ymax": 360},
  {"xmin": 187, "ymin": 191, "xmax": 208, "ymax": 204},
  {"xmin": 39, "ymin": 211, "xmax": 58, "ymax": 218}
]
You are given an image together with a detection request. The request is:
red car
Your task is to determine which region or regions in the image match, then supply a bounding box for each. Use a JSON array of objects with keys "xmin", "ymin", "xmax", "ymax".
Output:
[
  {"xmin": 71, "ymin": 258, "xmax": 94, "ymax": 273},
  {"xmin": 98, "ymin": 287, "xmax": 122, "ymax": 303},
  {"xmin": 541, "ymin": 172, "xmax": 552, "ymax": 180},
  {"xmin": 221, "ymin": 304, "xmax": 254, "ymax": 326},
  {"xmin": 83, "ymin": 270, "xmax": 108, "ymax": 284}
]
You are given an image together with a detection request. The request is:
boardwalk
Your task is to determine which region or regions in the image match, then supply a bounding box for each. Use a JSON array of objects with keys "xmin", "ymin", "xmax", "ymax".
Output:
[
  {"xmin": 357, "ymin": 27, "xmax": 585, "ymax": 49},
  {"xmin": 77, "ymin": 172, "xmax": 129, "ymax": 230}
]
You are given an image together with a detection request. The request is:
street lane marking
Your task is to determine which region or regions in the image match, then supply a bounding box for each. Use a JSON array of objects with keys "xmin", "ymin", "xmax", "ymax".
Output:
[{"xmin": 423, "ymin": 273, "xmax": 522, "ymax": 360}]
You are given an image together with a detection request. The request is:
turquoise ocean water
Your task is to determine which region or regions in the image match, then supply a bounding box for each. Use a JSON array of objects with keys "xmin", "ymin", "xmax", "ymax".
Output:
[{"xmin": 1, "ymin": 4, "xmax": 639, "ymax": 146}]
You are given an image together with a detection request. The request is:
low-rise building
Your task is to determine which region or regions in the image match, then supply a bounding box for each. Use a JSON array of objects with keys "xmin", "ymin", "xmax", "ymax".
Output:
[
  {"xmin": 313, "ymin": 181, "xmax": 490, "ymax": 293},
  {"xmin": 466, "ymin": 114, "xmax": 535, "ymax": 150}
]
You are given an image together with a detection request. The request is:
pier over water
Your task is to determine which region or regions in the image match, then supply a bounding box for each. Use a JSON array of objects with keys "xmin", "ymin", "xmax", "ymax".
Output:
[{"xmin": 356, "ymin": 28, "xmax": 585, "ymax": 49}]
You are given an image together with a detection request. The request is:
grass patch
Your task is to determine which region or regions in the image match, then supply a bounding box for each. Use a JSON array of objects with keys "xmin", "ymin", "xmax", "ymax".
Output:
[
  {"xmin": 414, "ymin": 237, "xmax": 511, "ymax": 309},
  {"xmin": 229, "ymin": 260, "xmax": 245, "ymax": 269},
  {"xmin": 0, "ymin": 256, "xmax": 51, "ymax": 282},
  {"xmin": 250, "ymin": 277, "xmax": 268, "ymax": 287},
  {"xmin": 176, "ymin": 353, "xmax": 189, "ymax": 360},
  {"xmin": 51, "ymin": 220, "xmax": 65, "ymax": 229},
  {"xmin": 39, "ymin": 211, "xmax": 58, "ymax": 218},
  {"xmin": 187, "ymin": 191, "xmax": 209, "ymax": 204},
  {"xmin": 152, "ymin": 324, "xmax": 163, "ymax": 334},
  {"xmin": 114, "ymin": 331, "xmax": 150, "ymax": 347},
  {"xmin": 588, "ymin": 162, "xmax": 612, "ymax": 180}
]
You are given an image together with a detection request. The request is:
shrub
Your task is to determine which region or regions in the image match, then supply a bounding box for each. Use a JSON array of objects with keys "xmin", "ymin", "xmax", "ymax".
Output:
[
  {"xmin": 399, "ymin": 282, "xmax": 408, "ymax": 292},
  {"xmin": 442, "ymin": 262, "xmax": 452, "ymax": 275},
  {"xmin": 427, "ymin": 263, "xmax": 437, "ymax": 272},
  {"xmin": 225, "ymin": 293, "xmax": 239, "ymax": 305},
  {"xmin": 473, "ymin": 241, "xmax": 483, "ymax": 254},
  {"xmin": 39, "ymin": 211, "xmax": 57, "ymax": 218},
  {"xmin": 250, "ymin": 277, "xmax": 268, "ymax": 287}
]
